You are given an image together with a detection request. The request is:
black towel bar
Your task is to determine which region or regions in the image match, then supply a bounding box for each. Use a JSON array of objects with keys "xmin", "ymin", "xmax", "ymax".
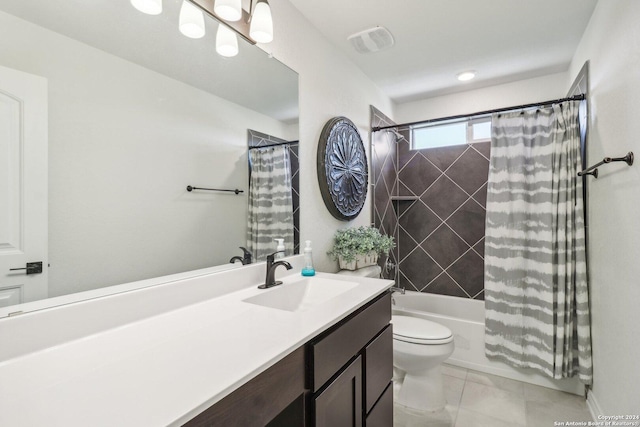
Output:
[{"xmin": 186, "ymin": 185, "xmax": 243, "ymax": 194}]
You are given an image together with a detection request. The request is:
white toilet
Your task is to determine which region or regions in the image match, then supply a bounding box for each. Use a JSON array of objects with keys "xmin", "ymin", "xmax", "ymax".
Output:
[{"xmin": 392, "ymin": 314, "xmax": 455, "ymax": 412}]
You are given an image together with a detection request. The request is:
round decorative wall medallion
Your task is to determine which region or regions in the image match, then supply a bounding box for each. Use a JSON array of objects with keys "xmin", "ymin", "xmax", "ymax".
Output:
[{"xmin": 317, "ymin": 116, "xmax": 369, "ymax": 221}]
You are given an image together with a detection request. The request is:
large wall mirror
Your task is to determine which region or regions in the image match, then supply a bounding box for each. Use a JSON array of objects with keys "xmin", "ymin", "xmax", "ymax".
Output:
[{"xmin": 0, "ymin": 0, "xmax": 299, "ymax": 316}]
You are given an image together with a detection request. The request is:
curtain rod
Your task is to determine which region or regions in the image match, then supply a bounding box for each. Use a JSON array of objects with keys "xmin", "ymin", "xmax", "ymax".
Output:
[
  {"xmin": 371, "ymin": 94, "xmax": 586, "ymax": 132},
  {"xmin": 248, "ymin": 140, "xmax": 299, "ymax": 150}
]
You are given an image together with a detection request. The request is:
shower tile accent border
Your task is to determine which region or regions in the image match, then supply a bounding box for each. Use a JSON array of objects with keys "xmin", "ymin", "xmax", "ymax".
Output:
[
  {"xmin": 370, "ymin": 106, "xmax": 489, "ymax": 300},
  {"xmin": 370, "ymin": 106, "xmax": 399, "ymax": 280},
  {"xmin": 247, "ymin": 129, "xmax": 300, "ymax": 254}
]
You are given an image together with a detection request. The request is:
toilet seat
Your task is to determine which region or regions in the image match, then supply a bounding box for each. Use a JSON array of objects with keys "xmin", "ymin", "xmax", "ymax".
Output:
[{"xmin": 392, "ymin": 315, "xmax": 453, "ymax": 345}]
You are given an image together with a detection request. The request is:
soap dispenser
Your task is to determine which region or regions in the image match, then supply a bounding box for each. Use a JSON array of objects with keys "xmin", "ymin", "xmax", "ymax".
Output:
[
  {"xmin": 274, "ymin": 238, "xmax": 285, "ymax": 259},
  {"xmin": 302, "ymin": 240, "xmax": 316, "ymax": 276}
]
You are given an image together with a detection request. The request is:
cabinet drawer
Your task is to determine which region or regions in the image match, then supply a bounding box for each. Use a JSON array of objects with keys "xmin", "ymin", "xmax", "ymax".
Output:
[
  {"xmin": 365, "ymin": 325, "xmax": 393, "ymax": 413},
  {"xmin": 310, "ymin": 293, "xmax": 391, "ymax": 392}
]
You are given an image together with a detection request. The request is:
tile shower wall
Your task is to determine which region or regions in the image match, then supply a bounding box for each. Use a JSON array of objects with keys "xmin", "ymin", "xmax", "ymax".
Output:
[
  {"xmin": 371, "ymin": 107, "xmax": 399, "ymax": 279},
  {"xmin": 371, "ymin": 107, "xmax": 489, "ymax": 299},
  {"xmin": 247, "ymin": 130, "xmax": 300, "ymax": 254}
]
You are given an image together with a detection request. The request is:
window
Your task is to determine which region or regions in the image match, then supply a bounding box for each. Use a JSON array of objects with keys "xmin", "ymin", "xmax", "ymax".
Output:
[
  {"xmin": 411, "ymin": 117, "xmax": 491, "ymax": 150},
  {"xmin": 469, "ymin": 119, "xmax": 491, "ymax": 141}
]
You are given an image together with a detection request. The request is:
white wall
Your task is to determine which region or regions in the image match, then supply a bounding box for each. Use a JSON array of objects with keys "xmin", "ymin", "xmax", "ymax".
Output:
[
  {"xmin": 261, "ymin": 1, "xmax": 395, "ymax": 272},
  {"xmin": 568, "ymin": 0, "xmax": 640, "ymax": 414},
  {"xmin": 0, "ymin": 11, "xmax": 290, "ymax": 297},
  {"xmin": 395, "ymin": 72, "xmax": 568, "ymax": 124}
]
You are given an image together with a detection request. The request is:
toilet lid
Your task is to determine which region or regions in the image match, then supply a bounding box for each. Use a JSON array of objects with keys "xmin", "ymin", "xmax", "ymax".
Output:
[{"xmin": 392, "ymin": 315, "xmax": 453, "ymax": 344}]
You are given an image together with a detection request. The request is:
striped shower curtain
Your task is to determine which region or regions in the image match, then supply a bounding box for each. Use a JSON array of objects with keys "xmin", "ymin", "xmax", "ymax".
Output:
[
  {"xmin": 484, "ymin": 101, "xmax": 592, "ymax": 384},
  {"xmin": 247, "ymin": 145, "xmax": 294, "ymax": 261}
]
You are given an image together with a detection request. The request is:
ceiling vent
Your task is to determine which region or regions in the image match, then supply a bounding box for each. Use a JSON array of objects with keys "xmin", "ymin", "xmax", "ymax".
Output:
[{"xmin": 347, "ymin": 26, "xmax": 394, "ymax": 54}]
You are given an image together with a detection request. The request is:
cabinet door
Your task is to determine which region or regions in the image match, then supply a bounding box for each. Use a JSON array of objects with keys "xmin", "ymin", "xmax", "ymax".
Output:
[
  {"xmin": 314, "ymin": 356, "xmax": 363, "ymax": 427},
  {"xmin": 365, "ymin": 383, "xmax": 392, "ymax": 427},
  {"xmin": 365, "ymin": 325, "xmax": 393, "ymax": 413}
]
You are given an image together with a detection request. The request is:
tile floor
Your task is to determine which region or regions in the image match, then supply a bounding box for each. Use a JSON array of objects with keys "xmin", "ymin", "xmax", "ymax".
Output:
[{"xmin": 394, "ymin": 364, "xmax": 593, "ymax": 427}]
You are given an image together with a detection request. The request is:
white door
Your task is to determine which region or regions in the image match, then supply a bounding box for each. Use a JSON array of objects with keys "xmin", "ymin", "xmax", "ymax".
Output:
[{"xmin": 0, "ymin": 65, "xmax": 48, "ymax": 311}]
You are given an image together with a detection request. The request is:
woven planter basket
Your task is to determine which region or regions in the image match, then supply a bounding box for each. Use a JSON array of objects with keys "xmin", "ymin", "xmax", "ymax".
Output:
[{"xmin": 339, "ymin": 252, "xmax": 378, "ymax": 271}]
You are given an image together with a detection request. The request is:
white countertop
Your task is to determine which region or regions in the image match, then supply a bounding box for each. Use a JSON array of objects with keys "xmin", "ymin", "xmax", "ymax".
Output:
[{"xmin": 0, "ymin": 260, "xmax": 392, "ymax": 426}]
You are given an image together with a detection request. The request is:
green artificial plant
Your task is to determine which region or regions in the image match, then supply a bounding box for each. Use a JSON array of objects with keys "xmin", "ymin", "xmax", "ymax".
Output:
[{"xmin": 327, "ymin": 226, "xmax": 395, "ymax": 263}]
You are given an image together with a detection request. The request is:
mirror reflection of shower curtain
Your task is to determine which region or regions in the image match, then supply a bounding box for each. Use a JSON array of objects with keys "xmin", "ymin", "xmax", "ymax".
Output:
[
  {"xmin": 247, "ymin": 145, "xmax": 294, "ymax": 261},
  {"xmin": 484, "ymin": 100, "xmax": 592, "ymax": 385}
]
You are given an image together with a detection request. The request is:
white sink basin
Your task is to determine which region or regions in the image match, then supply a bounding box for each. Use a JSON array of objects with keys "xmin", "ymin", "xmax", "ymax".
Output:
[{"xmin": 242, "ymin": 277, "xmax": 359, "ymax": 312}]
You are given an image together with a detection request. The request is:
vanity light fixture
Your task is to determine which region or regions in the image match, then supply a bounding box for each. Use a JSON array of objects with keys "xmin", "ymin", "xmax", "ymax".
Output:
[
  {"xmin": 131, "ymin": 0, "xmax": 274, "ymax": 57},
  {"xmin": 249, "ymin": 0, "xmax": 273, "ymax": 44},
  {"xmin": 179, "ymin": 0, "xmax": 206, "ymax": 39},
  {"xmin": 130, "ymin": 0, "xmax": 163, "ymax": 15},
  {"xmin": 456, "ymin": 71, "xmax": 476, "ymax": 81},
  {"xmin": 216, "ymin": 24, "xmax": 239, "ymax": 57},
  {"xmin": 214, "ymin": 0, "xmax": 242, "ymax": 22}
]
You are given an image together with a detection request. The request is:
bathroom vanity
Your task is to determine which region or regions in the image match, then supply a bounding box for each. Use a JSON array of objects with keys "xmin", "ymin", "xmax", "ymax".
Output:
[
  {"xmin": 185, "ymin": 292, "xmax": 393, "ymax": 427},
  {"xmin": 0, "ymin": 256, "xmax": 393, "ymax": 426}
]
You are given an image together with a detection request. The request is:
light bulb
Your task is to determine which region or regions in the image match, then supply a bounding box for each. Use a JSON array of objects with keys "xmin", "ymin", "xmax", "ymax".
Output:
[
  {"xmin": 456, "ymin": 71, "xmax": 476, "ymax": 81},
  {"xmin": 179, "ymin": 1, "xmax": 206, "ymax": 39},
  {"xmin": 214, "ymin": 0, "xmax": 242, "ymax": 22},
  {"xmin": 130, "ymin": 0, "xmax": 162, "ymax": 15},
  {"xmin": 249, "ymin": 0, "xmax": 273, "ymax": 43},
  {"xmin": 216, "ymin": 25, "xmax": 238, "ymax": 57}
]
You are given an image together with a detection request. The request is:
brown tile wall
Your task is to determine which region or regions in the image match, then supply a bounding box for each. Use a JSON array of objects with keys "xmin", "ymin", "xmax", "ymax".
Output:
[{"xmin": 370, "ymin": 107, "xmax": 489, "ymax": 300}]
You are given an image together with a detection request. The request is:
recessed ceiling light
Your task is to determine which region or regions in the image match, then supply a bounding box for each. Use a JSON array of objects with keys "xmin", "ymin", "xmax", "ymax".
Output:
[{"xmin": 457, "ymin": 71, "xmax": 476, "ymax": 81}]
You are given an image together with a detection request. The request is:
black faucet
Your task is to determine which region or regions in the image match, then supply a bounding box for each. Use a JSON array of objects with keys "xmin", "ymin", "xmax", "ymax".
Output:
[
  {"xmin": 229, "ymin": 247, "xmax": 253, "ymax": 265},
  {"xmin": 259, "ymin": 251, "xmax": 293, "ymax": 289}
]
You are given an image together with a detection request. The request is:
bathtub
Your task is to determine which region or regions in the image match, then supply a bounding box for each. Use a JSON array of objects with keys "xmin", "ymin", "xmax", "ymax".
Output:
[{"xmin": 391, "ymin": 290, "xmax": 584, "ymax": 395}]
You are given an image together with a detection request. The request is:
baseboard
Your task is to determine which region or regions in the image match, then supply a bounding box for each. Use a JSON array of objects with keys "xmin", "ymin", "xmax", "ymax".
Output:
[{"xmin": 586, "ymin": 389, "xmax": 604, "ymax": 420}]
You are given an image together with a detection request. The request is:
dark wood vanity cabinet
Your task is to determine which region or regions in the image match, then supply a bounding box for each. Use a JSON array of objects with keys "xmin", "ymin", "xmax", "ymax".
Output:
[
  {"xmin": 365, "ymin": 326, "xmax": 393, "ymax": 422},
  {"xmin": 184, "ymin": 292, "xmax": 392, "ymax": 427},
  {"xmin": 183, "ymin": 347, "xmax": 306, "ymax": 427},
  {"xmin": 309, "ymin": 292, "xmax": 393, "ymax": 427}
]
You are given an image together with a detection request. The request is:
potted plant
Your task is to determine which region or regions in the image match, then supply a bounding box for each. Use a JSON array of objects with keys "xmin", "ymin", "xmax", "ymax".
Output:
[{"xmin": 327, "ymin": 226, "xmax": 395, "ymax": 271}]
